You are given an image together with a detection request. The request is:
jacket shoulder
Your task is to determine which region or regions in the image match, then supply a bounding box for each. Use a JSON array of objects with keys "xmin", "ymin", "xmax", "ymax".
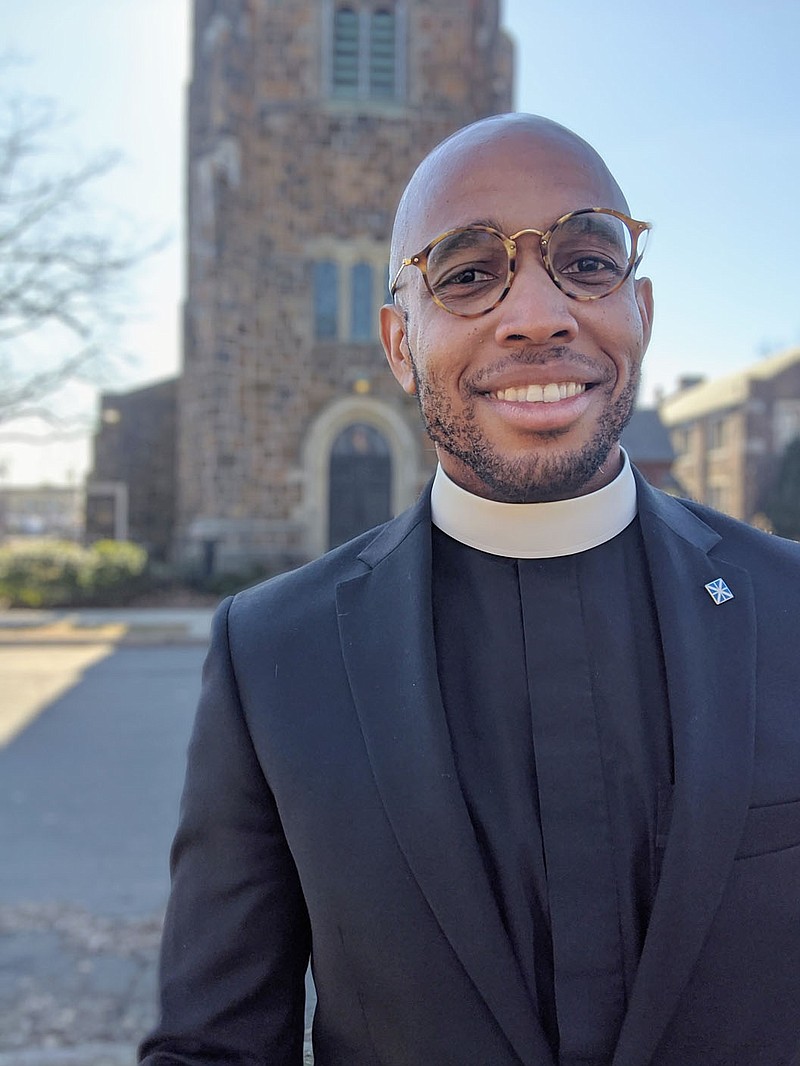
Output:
[
  {"xmin": 635, "ymin": 470, "xmax": 800, "ymax": 564},
  {"xmin": 674, "ymin": 494, "xmax": 800, "ymax": 566},
  {"xmin": 229, "ymin": 524, "xmax": 383, "ymax": 624},
  {"xmin": 220, "ymin": 489, "xmax": 429, "ymax": 641}
]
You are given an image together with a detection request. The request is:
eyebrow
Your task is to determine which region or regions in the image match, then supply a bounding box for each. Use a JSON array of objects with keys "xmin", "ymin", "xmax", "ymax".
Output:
[
  {"xmin": 567, "ymin": 214, "xmax": 620, "ymax": 233},
  {"xmin": 445, "ymin": 218, "xmax": 503, "ymax": 234},
  {"xmin": 425, "ymin": 218, "xmax": 502, "ymax": 241},
  {"xmin": 468, "ymin": 218, "xmax": 502, "ymax": 229},
  {"xmin": 561, "ymin": 214, "xmax": 629, "ymax": 250},
  {"xmin": 416, "ymin": 219, "xmax": 502, "ymax": 255}
]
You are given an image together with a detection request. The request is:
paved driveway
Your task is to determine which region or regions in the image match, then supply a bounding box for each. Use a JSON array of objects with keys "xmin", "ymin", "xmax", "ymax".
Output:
[{"xmin": 0, "ymin": 642, "xmax": 203, "ymax": 1063}]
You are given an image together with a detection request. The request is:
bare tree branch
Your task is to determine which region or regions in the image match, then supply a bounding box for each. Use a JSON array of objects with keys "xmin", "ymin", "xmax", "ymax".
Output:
[
  {"xmin": 0, "ymin": 81, "xmax": 165, "ymax": 432},
  {"xmin": 0, "ymin": 419, "xmax": 92, "ymax": 443},
  {"xmin": 0, "ymin": 344, "xmax": 100, "ymax": 420}
]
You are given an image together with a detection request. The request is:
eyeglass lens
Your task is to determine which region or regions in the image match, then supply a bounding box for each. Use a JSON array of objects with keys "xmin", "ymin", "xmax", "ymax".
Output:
[{"xmin": 425, "ymin": 213, "xmax": 640, "ymax": 313}]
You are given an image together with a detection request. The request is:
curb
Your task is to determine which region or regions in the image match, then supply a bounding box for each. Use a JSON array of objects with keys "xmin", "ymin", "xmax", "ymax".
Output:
[
  {"xmin": 0, "ymin": 611, "xmax": 215, "ymax": 647},
  {"xmin": 0, "ymin": 630, "xmax": 211, "ymax": 647},
  {"xmin": 0, "ymin": 1040, "xmax": 315, "ymax": 1065},
  {"xmin": 0, "ymin": 1046, "xmax": 134, "ymax": 1066}
]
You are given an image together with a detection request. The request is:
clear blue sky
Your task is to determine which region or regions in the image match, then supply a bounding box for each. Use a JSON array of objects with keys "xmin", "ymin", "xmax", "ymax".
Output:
[{"xmin": 2, "ymin": 0, "xmax": 799, "ymax": 484}]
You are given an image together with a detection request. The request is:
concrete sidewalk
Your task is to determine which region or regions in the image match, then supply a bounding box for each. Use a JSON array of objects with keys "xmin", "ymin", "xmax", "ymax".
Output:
[
  {"xmin": 0, "ymin": 609, "xmax": 216, "ymax": 646},
  {"xmin": 0, "ymin": 619, "xmax": 316, "ymax": 1064}
]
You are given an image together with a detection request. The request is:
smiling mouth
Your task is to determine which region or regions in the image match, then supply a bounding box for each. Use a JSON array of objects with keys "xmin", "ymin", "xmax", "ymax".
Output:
[{"xmin": 489, "ymin": 382, "xmax": 588, "ymax": 403}]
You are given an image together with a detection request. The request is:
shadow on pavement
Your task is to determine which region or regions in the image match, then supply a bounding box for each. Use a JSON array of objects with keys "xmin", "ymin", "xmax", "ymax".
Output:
[{"xmin": 0, "ymin": 644, "xmax": 204, "ymax": 1063}]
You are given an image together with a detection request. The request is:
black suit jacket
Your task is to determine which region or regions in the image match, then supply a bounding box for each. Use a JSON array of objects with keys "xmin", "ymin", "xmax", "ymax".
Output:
[{"xmin": 140, "ymin": 473, "xmax": 800, "ymax": 1066}]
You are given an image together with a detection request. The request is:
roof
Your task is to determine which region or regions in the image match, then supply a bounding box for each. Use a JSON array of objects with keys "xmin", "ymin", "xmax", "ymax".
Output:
[
  {"xmin": 660, "ymin": 347, "xmax": 800, "ymax": 425},
  {"xmin": 621, "ymin": 407, "xmax": 675, "ymax": 463}
]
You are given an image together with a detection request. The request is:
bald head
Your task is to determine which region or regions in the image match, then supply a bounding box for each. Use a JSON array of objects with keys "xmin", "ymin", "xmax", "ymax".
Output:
[{"xmin": 389, "ymin": 113, "xmax": 629, "ymax": 284}]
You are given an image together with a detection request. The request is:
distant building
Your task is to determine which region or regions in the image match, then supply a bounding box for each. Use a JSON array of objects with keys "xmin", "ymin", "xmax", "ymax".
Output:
[
  {"xmin": 659, "ymin": 347, "xmax": 800, "ymax": 522},
  {"xmin": 621, "ymin": 408, "xmax": 679, "ymax": 493},
  {"xmin": 86, "ymin": 379, "xmax": 177, "ymax": 560},
  {"xmin": 0, "ymin": 485, "xmax": 84, "ymax": 541},
  {"xmin": 176, "ymin": 0, "xmax": 514, "ymax": 573}
]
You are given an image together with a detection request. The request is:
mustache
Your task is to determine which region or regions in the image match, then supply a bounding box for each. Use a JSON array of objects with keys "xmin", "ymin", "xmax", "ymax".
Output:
[{"xmin": 466, "ymin": 346, "xmax": 612, "ymax": 388}]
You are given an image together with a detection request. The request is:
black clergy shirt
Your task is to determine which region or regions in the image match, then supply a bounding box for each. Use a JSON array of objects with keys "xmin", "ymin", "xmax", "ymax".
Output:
[{"xmin": 431, "ymin": 517, "xmax": 674, "ymax": 1066}]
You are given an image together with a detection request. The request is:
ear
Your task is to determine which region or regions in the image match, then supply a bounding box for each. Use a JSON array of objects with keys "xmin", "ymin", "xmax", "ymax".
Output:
[
  {"xmin": 380, "ymin": 303, "xmax": 417, "ymax": 395},
  {"xmin": 634, "ymin": 276, "xmax": 654, "ymax": 352}
]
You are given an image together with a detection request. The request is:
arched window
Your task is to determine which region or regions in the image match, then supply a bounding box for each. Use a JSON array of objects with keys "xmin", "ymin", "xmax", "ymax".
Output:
[
  {"xmin": 351, "ymin": 261, "xmax": 374, "ymax": 340},
  {"xmin": 369, "ymin": 9, "xmax": 396, "ymax": 98},
  {"xmin": 314, "ymin": 260, "xmax": 339, "ymax": 339},
  {"xmin": 332, "ymin": 6, "xmax": 360, "ymax": 96},
  {"xmin": 328, "ymin": 423, "xmax": 392, "ymax": 547}
]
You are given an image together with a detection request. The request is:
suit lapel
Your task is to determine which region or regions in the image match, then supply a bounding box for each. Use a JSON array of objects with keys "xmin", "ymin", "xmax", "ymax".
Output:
[
  {"xmin": 613, "ymin": 479, "xmax": 757, "ymax": 1066},
  {"xmin": 336, "ymin": 498, "xmax": 554, "ymax": 1066}
]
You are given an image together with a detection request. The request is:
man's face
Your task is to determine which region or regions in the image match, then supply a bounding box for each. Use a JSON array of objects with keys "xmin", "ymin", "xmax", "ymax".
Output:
[{"xmin": 380, "ymin": 126, "xmax": 654, "ymax": 503}]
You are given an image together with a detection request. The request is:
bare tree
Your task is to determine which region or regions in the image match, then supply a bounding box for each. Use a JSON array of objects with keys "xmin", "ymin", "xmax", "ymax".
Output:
[{"xmin": 0, "ymin": 87, "xmax": 162, "ymax": 436}]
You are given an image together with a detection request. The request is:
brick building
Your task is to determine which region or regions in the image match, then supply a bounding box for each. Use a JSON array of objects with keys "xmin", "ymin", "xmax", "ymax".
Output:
[
  {"xmin": 659, "ymin": 347, "xmax": 800, "ymax": 523},
  {"xmin": 176, "ymin": 0, "xmax": 514, "ymax": 572},
  {"xmin": 86, "ymin": 379, "xmax": 178, "ymax": 559}
]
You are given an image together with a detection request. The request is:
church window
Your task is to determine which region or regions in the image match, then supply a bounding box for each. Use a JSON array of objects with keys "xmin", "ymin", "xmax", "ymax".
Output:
[
  {"xmin": 314, "ymin": 260, "xmax": 339, "ymax": 339},
  {"xmin": 330, "ymin": 3, "xmax": 401, "ymax": 101},
  {"xmin": 351, "ymin": 261, "xmax": 374, "ymax": 340},
  {"xmin": 332, "ymin": 7, "xmax": 360, "ymax": 96},
  {"xmin": 369, "ymin": 9, "xmax": 396, "ymax": 98}
]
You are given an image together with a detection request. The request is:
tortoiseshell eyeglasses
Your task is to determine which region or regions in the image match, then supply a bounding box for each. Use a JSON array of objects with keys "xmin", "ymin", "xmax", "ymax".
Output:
[{"xmin": 389, "ymin": 207, "xmax": 652, "ymax": 318}]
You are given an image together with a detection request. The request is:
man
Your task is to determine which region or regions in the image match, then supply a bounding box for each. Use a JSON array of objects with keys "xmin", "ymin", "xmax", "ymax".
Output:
[{"xmin": 140, "ymin": 115, "xmax": 800, "ymax": 1066}]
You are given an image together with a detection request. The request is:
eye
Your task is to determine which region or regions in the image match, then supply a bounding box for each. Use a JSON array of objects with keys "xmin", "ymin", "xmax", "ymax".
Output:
[
  {"xmin": 426, "ymin": 229, "xmax": 508, "ymax": 294},
  {"xmin": 556, "ymin": 253, "xmax": 625, "ymax": 286},
  {"xmin": 439, "ymin": 263, "xmax": 497, "ymax": 287},
  {"xmin": 564, "ymin": 256, "xmax": 616, "ymax": 275},
  {"xmin": 549, "ymin": 214, "xmax": 632, "ymax": 289}
]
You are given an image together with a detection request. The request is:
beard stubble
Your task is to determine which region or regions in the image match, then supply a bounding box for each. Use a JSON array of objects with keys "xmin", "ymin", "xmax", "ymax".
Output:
[{"xmin": 409, "ymin": 344, "xmax": 640, "ymax": 503}]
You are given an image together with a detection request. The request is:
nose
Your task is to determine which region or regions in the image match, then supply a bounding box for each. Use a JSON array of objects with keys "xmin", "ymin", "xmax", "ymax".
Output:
[{"xmin": 492, "ymin": 246, "xmax": 579, "ymax": 347}]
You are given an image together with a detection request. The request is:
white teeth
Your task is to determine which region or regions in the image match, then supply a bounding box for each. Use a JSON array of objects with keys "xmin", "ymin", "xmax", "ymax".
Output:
[{"xmin": 493, "ymin": 382, "xmax": 586, "ymax": 403}]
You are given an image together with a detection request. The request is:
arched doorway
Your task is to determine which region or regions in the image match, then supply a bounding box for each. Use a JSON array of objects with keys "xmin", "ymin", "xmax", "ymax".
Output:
[{"xmin": 328, "ymin": 422, "xmax": 392, "ymax": 548}]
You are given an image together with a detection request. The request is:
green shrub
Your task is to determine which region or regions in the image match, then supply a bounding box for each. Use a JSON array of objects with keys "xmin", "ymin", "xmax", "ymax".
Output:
[
  {"xmin": 83, "ymin": 539, "xmax": 148, "ymax": 602},
  {"xmin": 0, "ymin": 539, "xmax": 148, "ymax": 608},
  {"xmin": 0, "ymin": 540, "xmax": 87, "ymax": 607}
]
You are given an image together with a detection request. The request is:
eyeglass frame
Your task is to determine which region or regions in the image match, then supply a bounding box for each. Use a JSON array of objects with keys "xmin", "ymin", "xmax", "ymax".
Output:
[{"xmin": 389, "ymin": 207, "xmax": 652, "ymax": 318}]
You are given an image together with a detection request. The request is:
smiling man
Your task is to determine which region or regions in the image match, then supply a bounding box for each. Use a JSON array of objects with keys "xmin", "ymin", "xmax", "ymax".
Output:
[
  {"xmin": 140, "ymin": 116, "xmax": 800, "ymax": 1066},
  {"xmin": 382, "ymin": 115, "xmax": 652, "ymax": 504}
]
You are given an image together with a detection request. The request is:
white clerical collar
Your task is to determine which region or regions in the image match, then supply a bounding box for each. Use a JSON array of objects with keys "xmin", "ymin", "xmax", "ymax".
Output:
[{"xmin": 430, "ymin": 451, "xmax": 638, "ymax": 559}]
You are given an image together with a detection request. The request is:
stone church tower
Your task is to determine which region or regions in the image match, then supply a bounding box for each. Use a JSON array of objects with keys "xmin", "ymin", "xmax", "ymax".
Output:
[{"xmin": 177, "ymin": 0, "xmax": 514, "ymax": 573}]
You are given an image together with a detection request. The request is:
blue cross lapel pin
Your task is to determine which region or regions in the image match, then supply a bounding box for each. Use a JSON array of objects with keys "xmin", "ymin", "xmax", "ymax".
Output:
[{"xmin": 705, "ymin": 577, "xmax": 734, "ymax": 605}]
